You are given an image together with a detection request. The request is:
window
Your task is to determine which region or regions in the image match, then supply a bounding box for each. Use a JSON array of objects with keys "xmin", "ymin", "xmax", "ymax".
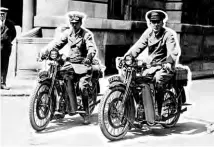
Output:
[
  {"xmin": 182, "ymin": 0, "xmax": 214, "ymax": 25},
  {"xmin": 108, "ymin": 0, "xmax": 124, "ymax": 20}
]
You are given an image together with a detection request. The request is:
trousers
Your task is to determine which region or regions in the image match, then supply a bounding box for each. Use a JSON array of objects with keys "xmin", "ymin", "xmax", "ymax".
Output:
[
  {"xmin": 1, "ymin": 51, "xmax": 10, "ymax": 84},
  {"xmin": 63, "ymin": 62, "xmax": 92, "ymax": 115},
  {"xmin": 142, "ymin": 67, "xmax": 173, "ymax": 115}
]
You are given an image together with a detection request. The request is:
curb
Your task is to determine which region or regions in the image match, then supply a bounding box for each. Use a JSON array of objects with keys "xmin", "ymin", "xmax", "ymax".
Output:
[
  {"xmin": 0, "ymin": 90, "xmax": 32, "ymax": 97},
  {"xmin": 0, "ymin": 93, "xmax": 30, "ymax": 97},
  {"xmin": 184, "ymin": 116, "xmax": 214, "ymax": 124},
  {"xmin": 192, "ymin": 70, "xmax": 214, "ymax": 80}
]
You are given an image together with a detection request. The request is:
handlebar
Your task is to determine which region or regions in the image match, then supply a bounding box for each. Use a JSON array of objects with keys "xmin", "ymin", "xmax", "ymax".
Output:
[{"xmin": 117, "ymin": 57, "xmax": 163, "ymax": 69}]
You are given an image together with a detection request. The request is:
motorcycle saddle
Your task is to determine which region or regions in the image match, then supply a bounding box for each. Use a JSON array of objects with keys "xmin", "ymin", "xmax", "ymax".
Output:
[
  {"xmin": 72, "ymin": 63, "xmax": 91, "ymax": 74},
  {"xmin": 60, "ymin": 62, "xmax": 91, "ymax": 74}
]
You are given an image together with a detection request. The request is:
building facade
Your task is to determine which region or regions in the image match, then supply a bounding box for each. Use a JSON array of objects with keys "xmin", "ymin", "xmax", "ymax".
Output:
[{"xmin": 2, "ymin": 0, "xmax": 214, "ymax": 76}]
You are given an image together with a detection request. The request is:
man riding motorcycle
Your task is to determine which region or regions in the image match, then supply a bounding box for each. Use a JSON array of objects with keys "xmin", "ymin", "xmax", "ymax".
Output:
[
  {"xmin": 40, "ymin": 11, "xmax": 98, "ymax": 124},
  {"xmin": 124, "ymin": 10, "xmax": 181, "ymax": 120}
]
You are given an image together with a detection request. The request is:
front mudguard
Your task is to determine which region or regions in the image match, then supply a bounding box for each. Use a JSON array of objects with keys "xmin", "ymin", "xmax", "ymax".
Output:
[
  {"xmin": 38, "ymin": 77, "xmax": 52, "ymax": 83},
  {"xmin": 108, "ymin": 81, "xmax": 126, "ymax": 89},
  {"xmin": 38, "ymin": 71, "xmax": 51, "ymax": 83},
  {"xmin": 108, "ymin": 81, "xmax": 135, "ymax": 124}
]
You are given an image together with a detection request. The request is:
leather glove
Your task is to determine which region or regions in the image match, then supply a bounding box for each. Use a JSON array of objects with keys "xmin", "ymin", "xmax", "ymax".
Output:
[
  {"xmin": 163, "ymin": 63, "xmax": 172, "ymax": 72},
  {"xmin": 82, "ymin": 58, "xmax": 91, "ymax": 65}
]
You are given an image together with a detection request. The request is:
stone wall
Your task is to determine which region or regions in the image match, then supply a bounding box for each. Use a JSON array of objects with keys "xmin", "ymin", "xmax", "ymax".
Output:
[
  {"xmin": 130, "ymin": 0, "xmax": 165, "ymax": 21},
  {"xmin": 36, "ymin": 0, "xmax": 107, "ymax": 18},
  {"xmin": 17, "ymin": 15, "xmax": 214, "ymax": 76},
  {"xmin": 15, "ymin": 0, "xmax": 214, "ymax": 77}
]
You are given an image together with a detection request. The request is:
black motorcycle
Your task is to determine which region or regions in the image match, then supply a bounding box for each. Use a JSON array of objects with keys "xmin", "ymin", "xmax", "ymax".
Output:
[
  {"xmin": 98, "ymin": 55, "xmax": 190, "ymax": 140},
  {"xmin": 29, "ymin": 49, "xmax": 103, "ymax": 131}
]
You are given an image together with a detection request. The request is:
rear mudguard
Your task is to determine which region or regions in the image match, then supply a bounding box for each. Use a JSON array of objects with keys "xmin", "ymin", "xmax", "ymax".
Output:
[
  {"xmin": 173, "ymin": 85, "xmax": 186, "ymax": 104},
  {"xmin": 108, "ymin": 81, "xmax": 135, "ymax": 123}
]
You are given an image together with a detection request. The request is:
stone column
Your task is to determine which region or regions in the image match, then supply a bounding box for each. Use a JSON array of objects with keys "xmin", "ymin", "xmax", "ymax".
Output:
[{"xmin": 22, "ymin": 0, "xmax": 34, "ymax": 32}]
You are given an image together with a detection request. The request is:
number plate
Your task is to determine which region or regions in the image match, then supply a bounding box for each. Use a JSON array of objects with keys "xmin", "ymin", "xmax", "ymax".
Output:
[{"xmin": 108, "ymin": 76, "xmax": 121, "ymax": 84}]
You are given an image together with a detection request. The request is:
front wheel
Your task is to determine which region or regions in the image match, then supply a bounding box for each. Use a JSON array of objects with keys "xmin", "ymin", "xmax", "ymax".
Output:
[
  {"xmin": 98, "ymin": 86, "xmax": 130, "ymax": 141},
  {"xmin": 29, "ymin": 81, "xmax": 54, "ymax": 131}
]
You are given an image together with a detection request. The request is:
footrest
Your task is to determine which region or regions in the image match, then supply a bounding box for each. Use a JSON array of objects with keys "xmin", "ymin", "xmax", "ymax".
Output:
[
  {"xmin": 182, "ymin": 103, "xmax": 192, "ymax": 106},
  {"xmin": 180, "ymin": 107, "xmax": 187, "ymax": 113},
  {"xmin": 76, "ymin": 110, "xmax": 86, "ymax": 114}
]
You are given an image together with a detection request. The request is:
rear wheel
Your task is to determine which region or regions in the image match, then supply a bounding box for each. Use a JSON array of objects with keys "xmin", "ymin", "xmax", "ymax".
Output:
[
  {"xmin": 98, "ymin": 87, "xmax": 130, "ymax": 141},
  {"xmin": 29, "ymin": 81, "xmax": 55, "ymax": 131},
  {"xmin": 161, "ymin": 87, "xmax": 184, "ymax": 128}
]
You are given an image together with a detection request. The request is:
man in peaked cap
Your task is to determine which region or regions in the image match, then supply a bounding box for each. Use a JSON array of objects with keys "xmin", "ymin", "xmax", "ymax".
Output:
[
  {"xmin": 40, "ymin": 11, "xmax": 99, "ymax": 124},
  {"xmin": 1, "ymin": 7, "xmax": 16, "ymax": 90},
  {"xmin": 124, "ymin": 10, "xmax": 182, "ymax": 121}
]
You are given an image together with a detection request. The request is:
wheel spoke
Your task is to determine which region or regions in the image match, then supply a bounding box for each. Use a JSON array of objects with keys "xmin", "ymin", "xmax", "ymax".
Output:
[
  {"xmin": 160, "ymin": 87, "xmax": 182, "ymax": 127},
  {"xmin": 107, "ymin": 94, "xmax": 126, "ymax": 133},
  {"xmin": 99, "ymin": 87, "xmax": 131, "ymax": 140},
  {"xmin": 33, "ymin": 84, "xmax": 52, "ymax": 127}
]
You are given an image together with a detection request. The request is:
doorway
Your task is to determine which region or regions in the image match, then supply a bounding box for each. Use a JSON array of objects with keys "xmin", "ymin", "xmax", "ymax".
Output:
[{"xmin": 1, "ymin": 0, "xmax": 23, "ymax": 26}]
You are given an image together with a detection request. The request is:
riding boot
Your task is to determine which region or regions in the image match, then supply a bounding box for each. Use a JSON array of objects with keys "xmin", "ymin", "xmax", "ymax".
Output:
[
  {"xmin": 156, "ymin": 89, "xmax": 164, "ymax": 119},
  {"xmin": 65, "ymin": 77, "xmax": 77, "ymax": 114},
  {"xmin": 82, "ymin": 94, "xmax": 90, "ymax": 124}
]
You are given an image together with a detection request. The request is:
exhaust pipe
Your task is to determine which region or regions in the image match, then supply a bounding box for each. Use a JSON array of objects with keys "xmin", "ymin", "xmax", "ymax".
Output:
[{"xmin": 161, "ymin": 107, "xmax": 187, "ymax": 122}]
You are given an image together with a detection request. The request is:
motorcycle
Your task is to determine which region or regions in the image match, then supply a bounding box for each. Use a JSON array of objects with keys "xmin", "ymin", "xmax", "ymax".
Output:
[
  {"xmin": 29, "ymin": 49, "xmax": 103, "ymax": 131},
  {"xmin": 98, "ymin": 55, "xmax": 190, "ymax": 141}
]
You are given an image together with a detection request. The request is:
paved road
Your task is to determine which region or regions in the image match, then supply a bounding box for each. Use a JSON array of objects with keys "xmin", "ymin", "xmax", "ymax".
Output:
[{"xmin": 1, "ymin": 78, "xmax": 214, "ymax": 147}]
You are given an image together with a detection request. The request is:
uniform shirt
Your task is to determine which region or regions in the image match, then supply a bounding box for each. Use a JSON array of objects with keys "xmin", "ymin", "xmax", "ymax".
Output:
[
  {"xmin": 44, "ymin": 27, "xmax": 97, "ymax": 60},
  {"xmin": 126, "ymin": 27, "xmax": 180, "ymax": 65},
  {"xmin": 1, "ymin": 19, "xmax": 16, "ymax": 53}
]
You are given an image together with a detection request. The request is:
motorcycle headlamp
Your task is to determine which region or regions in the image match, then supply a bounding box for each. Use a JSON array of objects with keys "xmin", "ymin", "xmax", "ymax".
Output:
[
  {"xmin": 49, "ymin": 50, "xmax": 59, "ymax": 60},
  {"xmin": 124, "ymin": 55, "xmax": 133, "ymax": 65}
]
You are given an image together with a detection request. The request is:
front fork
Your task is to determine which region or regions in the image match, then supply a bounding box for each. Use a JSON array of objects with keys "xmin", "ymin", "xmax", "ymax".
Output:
[
  {"xmin": 45, "ymin": 66, "xmax": 58, "ymax": 115},
  {"xmin": 121, "ymin": 69, "xmax": 133, "ymax": 106},
  {"xmin": 117, "ymin": 69, "xmax": 134, "ymax": 120}
]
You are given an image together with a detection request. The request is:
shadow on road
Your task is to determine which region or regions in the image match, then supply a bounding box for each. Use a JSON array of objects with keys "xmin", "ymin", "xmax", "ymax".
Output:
[
  {"xmin": 149, "ymin": 121, "xmax": 207, "ymax": 136},
  {"xmin": 115, "ymin": 121, "xmax": 207, "ymax": 142},
  {"xmin": 36, "ymin": 113, "xmax": 99, "ymax": 134}
]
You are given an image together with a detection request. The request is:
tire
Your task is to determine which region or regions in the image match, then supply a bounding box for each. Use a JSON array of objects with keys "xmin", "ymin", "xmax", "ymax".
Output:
[
  {"xmin": 161, "ymin": 87, "xmax": 183, "ymax": 128},
  {"xmin": 29, "ymin": 81, "xmax": 55, "ymax": 131},
  {"xmin": 98, "ymin": 86, "xmax": 130, "ymax": 141}
]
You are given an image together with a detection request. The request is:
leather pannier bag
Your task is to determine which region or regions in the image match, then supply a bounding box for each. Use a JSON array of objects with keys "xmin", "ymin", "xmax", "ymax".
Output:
[{"xmin": 174, "ymin": 67, "xmax": 189, "ymax": 86}]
